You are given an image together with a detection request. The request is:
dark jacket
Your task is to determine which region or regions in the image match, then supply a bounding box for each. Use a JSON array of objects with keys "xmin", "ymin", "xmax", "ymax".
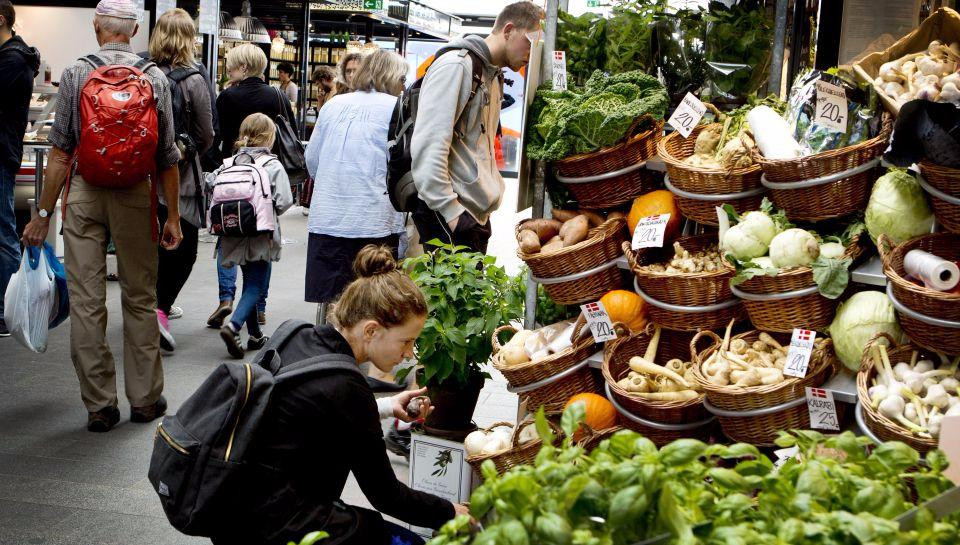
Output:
[
  {"xmin": 216, "ymin": 77, "xmax": 296, "ymax": 158},
  {"xmin": 219, "ymin": 324, "xmax": 454, "ymax": 544},
  {"xmin": 0, "ymin": 34, "xmax": 40, "ymax": 172}
]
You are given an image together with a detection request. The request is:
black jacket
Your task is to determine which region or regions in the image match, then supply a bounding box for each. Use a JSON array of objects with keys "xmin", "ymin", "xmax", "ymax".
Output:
[
  {"xmin": 0, "ymin": 34, "xmax": 40, "ymax": 172},
  {"xmin": 223, "ymin": 324, "xmax": 454, "ymax": 544},
  {"xmin": 216, "ymin": 77, "xmax": 296, "ymax": 158}
]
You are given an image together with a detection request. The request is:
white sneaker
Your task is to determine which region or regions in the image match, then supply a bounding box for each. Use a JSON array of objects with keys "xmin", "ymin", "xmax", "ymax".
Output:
[{"xmin": 168, "ymin": 306, "xmax": 183, "ymax": 320}]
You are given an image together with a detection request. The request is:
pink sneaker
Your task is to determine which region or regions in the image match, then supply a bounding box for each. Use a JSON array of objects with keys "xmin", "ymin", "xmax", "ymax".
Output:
[{"xmin": 157, "ymin": 309, "xmax": 176, "ymax": 352}]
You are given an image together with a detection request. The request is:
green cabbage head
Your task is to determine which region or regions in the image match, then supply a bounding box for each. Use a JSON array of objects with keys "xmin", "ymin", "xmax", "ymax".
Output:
[
  {"xmin": 829, "ymin": 290, "xmax": 904, "ymax": 371},
  {"xmin": 865, "ymin": 169, "xmax": 934, "ymax": 244}
]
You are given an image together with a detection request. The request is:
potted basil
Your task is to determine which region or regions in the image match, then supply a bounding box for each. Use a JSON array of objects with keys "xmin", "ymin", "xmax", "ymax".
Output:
[{"xmin": 401, "ymin": 242, "xmax": 524, "ymax": 434}]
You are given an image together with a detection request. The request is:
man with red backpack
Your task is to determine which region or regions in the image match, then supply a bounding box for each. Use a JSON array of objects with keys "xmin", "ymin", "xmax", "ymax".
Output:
[{"xmin": 21, "ymin": 0, "xmax": 183, "ymax": 433}]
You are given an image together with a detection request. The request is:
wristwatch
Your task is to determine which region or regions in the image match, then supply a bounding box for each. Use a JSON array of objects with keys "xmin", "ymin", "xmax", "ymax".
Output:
[{"xmin": 37, "ymin": 207, "xmax": 49, "ymax": 218}]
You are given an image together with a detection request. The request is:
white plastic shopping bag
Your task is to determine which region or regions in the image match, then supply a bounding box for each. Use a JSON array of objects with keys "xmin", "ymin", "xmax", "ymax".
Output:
[{"xmin": 3, "ymin": 245, "xmax": 56, "ymax": 353}]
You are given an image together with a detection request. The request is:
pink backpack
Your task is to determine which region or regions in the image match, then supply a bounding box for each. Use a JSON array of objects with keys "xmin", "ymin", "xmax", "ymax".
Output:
[{"xmin": 207, "ymin": 154, "xmax": 277, "ymax": 237}]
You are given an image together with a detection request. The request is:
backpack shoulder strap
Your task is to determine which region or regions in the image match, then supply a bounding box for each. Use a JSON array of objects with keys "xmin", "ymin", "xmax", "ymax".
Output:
[
  {"xmin": 167, "ymin": 66, "xmax": 200, "ymax": 84},
  {"xmin": 276, "ymin": 353, "xmax": 362, "ymax": 383},
  {"xmin": 252, "ymin": 319, "xmax": 316, "ymax": 373},
  {"xmin": 461, "ymin": 50, "xmax": 485, "ymax": 101},
  {"xmin": 81, "ymin": 54, "xmax": 105, "ymax": 69},
  {"xmin": 133, "ymin": 57, "xmax": 156, "ymax": 73}
]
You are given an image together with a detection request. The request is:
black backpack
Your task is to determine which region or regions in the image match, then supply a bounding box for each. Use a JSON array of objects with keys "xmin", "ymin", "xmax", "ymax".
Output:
[
  {"xmin": 386, "ymin": 48, "xmax": 484, "ymax": 213},
  {"xmin": 147, "ymin": 319, "xmax": 361, "ymax": 536},
  {"xmin": 165, "ymin": 65, "xmax": 207, "ymax": 226}
]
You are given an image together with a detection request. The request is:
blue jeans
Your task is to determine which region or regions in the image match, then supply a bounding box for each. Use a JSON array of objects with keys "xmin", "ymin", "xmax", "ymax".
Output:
[
  {"xmin": 217, "ymin": 242, "xmax": 269, "ymax": 312},
  {"xmin": 229, "ymin": 260, "xmax": 270, "ymax": 337},
  {"xmin": 0, "ymin": 165, "xmax": 21, "ymax": 319}
]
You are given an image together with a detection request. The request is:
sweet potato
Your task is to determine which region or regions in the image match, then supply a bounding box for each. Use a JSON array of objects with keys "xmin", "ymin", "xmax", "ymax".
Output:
[
  {"xmin": 541, "ymin": 236, "xmax": 564, "ymax": 254},
  {"xmin": 550, "ymin": 209, "xmax": 579, "ymax": 222},
  {"xmin": 521, "ymin": 219, "xmax": 562, "ymax": 242},
  {"xmin": 517, "ymin": 229, "xmax": 541, "ymax": 254},
  {"xmin": 578, "ymin": 209, "xmax": 605, "ymax": 227},
  {"xmin": 559, "ymin": 215, "xmax": 590, "ymax": 247}
]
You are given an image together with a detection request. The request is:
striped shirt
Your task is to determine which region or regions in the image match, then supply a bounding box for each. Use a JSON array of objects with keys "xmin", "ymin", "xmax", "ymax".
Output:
[{"xmin": 48, "ymin": 42, "xmax": 180, "ymax": 169}]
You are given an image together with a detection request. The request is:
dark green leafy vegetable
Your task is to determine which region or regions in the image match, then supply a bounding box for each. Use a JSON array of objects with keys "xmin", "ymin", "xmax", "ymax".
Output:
[
  {"xmin": 785, "ymin": 68, "xmax": 882, "ymax": 155},
  {"xmin": 604, "ymin": 1, "xmax": 661, "ymax": 76},
  {"xmin": 702, "ymin": 0, "xmax": 772, "ymax": 102},
  {"xmin": 556, "ymin": 11, "xmax": 606, "ymax": 88}
]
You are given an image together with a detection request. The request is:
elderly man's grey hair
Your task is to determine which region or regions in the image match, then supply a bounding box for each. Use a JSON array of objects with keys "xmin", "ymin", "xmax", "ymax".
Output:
[{"xmin": 95, "ymin": 14, "xmax": 137, "ymax": 36}]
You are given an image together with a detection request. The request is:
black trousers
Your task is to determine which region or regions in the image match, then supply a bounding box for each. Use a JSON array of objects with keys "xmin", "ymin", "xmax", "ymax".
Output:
[
  {"xmin": 156, "ymin": 203, "xmax": 200, "ymax": 314},
  {"xmin": 410, "ymin": 198, "xmax": 491, "ymax": 254}
]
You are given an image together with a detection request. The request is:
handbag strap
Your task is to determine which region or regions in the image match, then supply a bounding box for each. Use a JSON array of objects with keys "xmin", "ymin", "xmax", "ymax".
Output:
[{"xmin": 273, "ymin": 86, "xmax": 288, "ymax": 122}]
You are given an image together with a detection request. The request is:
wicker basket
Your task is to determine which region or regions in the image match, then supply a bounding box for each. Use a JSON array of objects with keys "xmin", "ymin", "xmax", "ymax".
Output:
[
  {"xmin": 659, "ymin": 124, "xmax": 767, "ymax": 226},
  {"xmin": 576, "ymin": 425, "xmax": 625, "ymax": 452},
  {"xmin": 730, "ymin": 236, "xmax": 865, "ymax": 333},
  {"xmin": 510, "ymin": 357, "xmax": 601, "ymax": 413},
  {"xmin": 466, "ymin": 419, "xmax": 564, "ymax": 475},
  {"xmin": 691, "ymin": 330, "xmax": 838, "ymax": 446},
  {"xmin": 633, "ymin": 275, "xmax": 745, "ymax": 332},
  {"xmin": 918, "ymin": 161, "xmax": 960, "ymax": 233},
  {"xmin": 518, "ymin": 217, "xmax": 627, "ymax": 305},
  {"xmin": 756, "ymin": 115, "xmax": 892, "ymax": 222},
  {"xmin": 856, "ymin": 333, "xmax": 939, "ymax": 454},
  {"xmin": 492, "ymin": 318, "xmax": 599, "ymax": 388},
  {"xmin": 624, "ymin": 237, "xmax": 735, "ymax": 307},
  {"xmin": 604, "ymin": 383, "xmax": 717, "ymax": 446},
  {"xmin": 554, "ymin": 118, "xmax": 664, "ymax": 209},
  {"xmin": 602, "ymin": 323, "xmax": 717, "ymax": 424},
  {"xmin": 879, "ymin": 233, "xmax": 960, "ymax": 354}
]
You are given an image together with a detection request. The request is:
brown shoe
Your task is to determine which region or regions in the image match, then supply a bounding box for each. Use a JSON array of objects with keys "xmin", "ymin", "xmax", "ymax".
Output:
[
  {"xmin": 131, "ymin": 395, "xmax": 167, "ymax": 424},
  {"xmin": 257, "ymin": 311, "xmax": 267, "ymax": 325},
  {"xmin": 207, "ymin": 300, "xmax": 233, "ymax": 329},
  {"xmin": 87, "ymin": 406, "xmax": 120, "ymax": 433}
]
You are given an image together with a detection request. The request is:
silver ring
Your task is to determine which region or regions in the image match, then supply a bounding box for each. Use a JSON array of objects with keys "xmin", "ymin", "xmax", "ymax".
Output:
[
  {"xmin": 664, "ymin": 174, "xmax": 766, "ymax": 201},
  {"xmin": 918, "ymin": 173, "xmax": 960, "ymax": 206},
  {"xmin": 855, "ymin": 402, "xmax": 881, "ymax": 445},
  {"xmin": 634, "ymin": 278, "xmax": 741, "ymax": 312},
  {"xmin": 505, "ymin": 354, "xmax": 597, "ymax": 394},
  {"xmin": 531, "ymin": 257, "xmax": 620, "ymax": 285},
  {"xmin": 887, "ymin": 283, "xmax": 960, "ymax": 329},
  {"xmin": 730, "ymin": 283, "xmax": 819, "ymax": 301},
  {"xmin": 604, "ymin": 384, "xmax": 715, "ymax": 431},
  {"xmin": 760, "ymin": 157, "xmax": 881, "ymax": 190},
  {"xmin": 702, "ymin": 395, "xmax": 807, "ymax": 417},
  {"xmin": 556, "ymin": 160, "xmax": 647, "ymax": 184}
]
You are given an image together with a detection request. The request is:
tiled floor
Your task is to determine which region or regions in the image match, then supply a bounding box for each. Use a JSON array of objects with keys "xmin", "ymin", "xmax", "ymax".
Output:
[{"xmin": 0, "ymin": 179, "xmax": 529, "ymax": 543}]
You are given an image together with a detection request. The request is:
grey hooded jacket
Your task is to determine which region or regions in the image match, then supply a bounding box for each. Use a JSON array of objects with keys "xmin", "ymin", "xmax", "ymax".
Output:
[{"xmin": 410, "ymin": 35, "xmax": 504, "ymax": 225}]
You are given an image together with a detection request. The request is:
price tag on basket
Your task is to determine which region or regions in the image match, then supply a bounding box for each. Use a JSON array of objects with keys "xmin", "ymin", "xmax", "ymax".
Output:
[
  {"xmin": 814, "ymin": 80, "xmax": 847, "ymax": 133},
  {"xmin": 580, "ymin": 301, "xmax": 617, "ymax": 343},
  {"xmin": 805, "ymin": 387, "xmax": 839, "ymax": 431},
  {"xmin": 551, "ymin": 51, "xmax": 567, "ymax": 91},
  {"xmin": 783, "ymin": 329, "xmax": 816, "ymax": 378},
  {"xmin": 667, "ymin": 92, "xmax": 707, "ymax": 138},
  {"xmin": 631, "ymin": 213, "xmax": 671, "ymax": 249}
]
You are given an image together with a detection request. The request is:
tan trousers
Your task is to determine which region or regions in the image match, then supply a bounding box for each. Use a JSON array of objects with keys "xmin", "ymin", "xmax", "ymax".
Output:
[{"xmin": 63, "ymin": 176, "xmax": 163, "ymax": 412}]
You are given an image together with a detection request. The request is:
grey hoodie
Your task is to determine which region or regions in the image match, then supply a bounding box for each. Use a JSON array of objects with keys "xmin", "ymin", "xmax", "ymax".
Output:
[{"xmin": 411, "ymin": 35, "xmax": 504, "ymax": 225}]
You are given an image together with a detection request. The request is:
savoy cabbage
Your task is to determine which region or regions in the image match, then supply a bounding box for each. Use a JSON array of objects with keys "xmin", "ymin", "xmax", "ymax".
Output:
[{"xmin": 526, "ymin": 70, "xmax": 669, "ymax": 161}]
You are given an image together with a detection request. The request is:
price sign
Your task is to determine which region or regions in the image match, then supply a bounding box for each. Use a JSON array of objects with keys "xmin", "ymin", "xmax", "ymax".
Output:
[
  {"xmin": 551, "ymin": 51, "xmax": 568, "ymax": 91},
  {"xmin": 814, "ymin": 80, "xmax": 847, "ymax": 133},
  {"xmin": 631, "ymin": 214, "xmax": 671, "ymax": 249},
  {"xmin": 805, "ymin": 387, "xmax": 839, "ymax": 431},
  {"xmin": 783, "ymin": 329, "xmax": 816, "ymax": 378},
  {"xmin": 667, "ymin": 92, "xmax": 707, "ymax": 138},
  {"xmin": 772, "ymin": 446, "xmax": 800, "ymax": 471},
  {"xmin": 580, "ymin": 301, "xmax": 617, "ymax": 343}
]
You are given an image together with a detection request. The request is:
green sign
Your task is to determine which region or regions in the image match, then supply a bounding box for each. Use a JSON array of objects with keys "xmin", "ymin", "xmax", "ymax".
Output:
[
  {"xmin": 364, "ymin": 0, "xmax": 383, "ymax": 9},
  {"xmin": 587, "ymin": 0, "xmax": 601, "ymax": 6}
]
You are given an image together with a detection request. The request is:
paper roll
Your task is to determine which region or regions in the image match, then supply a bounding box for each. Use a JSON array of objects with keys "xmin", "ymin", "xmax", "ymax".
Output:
[{"xmin": 903, "ymin": 249, "xmax": 959, "ymax": 292}]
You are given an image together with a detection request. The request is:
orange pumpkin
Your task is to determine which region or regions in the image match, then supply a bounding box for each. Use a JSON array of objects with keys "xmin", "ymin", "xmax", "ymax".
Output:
[
  {"xmin": 600, "ymin": 290, "xmax": 648, "ymax": 333},
  {"xmin": 565, "ymin": 393, "xmax": 618, "ymax": 437},
  {"xmin": 627, "ymin": 190, "xmax": 681, "ymax": 240}
]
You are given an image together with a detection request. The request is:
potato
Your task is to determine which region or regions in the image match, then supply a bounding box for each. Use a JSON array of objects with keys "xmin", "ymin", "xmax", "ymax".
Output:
[
  {"xmin": 578, "ymin": 209, "xmax": 605, "ymax": 227},
  {"xmin": 517, "ymin": 229, "xmax": 541, "ymax": 253},
  {"xmin": 550, "ymin": 209, "xmax": 579, "ymax": 222},
  {"xmin": 559, "ymin": 215, "xmax": 590, "ymax": 247},
  {"xmin": 500, "ymin": 344, "xmax": 530, "ymax": 366},
  {"xmin": 541, "ymin": 235, "xmax": 564, "ymax": 254},
  {"xmin": 521, "ymin": 219, "xmax": 562, "ymax": 242}
]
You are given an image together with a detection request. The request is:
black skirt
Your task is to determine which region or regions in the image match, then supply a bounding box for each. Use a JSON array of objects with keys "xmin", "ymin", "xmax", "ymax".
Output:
[{"xmin": 305, "ymin": 232, "xmax": 401, "ymax": 303}]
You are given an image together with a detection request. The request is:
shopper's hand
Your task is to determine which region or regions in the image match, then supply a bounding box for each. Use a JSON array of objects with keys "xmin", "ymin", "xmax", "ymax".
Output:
[
  {"xmin": 454, "ymin": 503, "xmax": 470, "ymax": 518},
  {"xmin": 392, "ymin": 387, "xmax": 433, "ymax": 422},
  {"xmin": 21, "ymin": 216, "xmax": 50, "ymax": 247},
  {"xmin": 160, "ymin": 217, "xmax": 183, "ymax": 250}
]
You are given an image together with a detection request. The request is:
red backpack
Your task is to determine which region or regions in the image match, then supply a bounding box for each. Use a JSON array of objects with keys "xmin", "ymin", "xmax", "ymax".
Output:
[{"xmin": 75, "ymin": 55, "xmax": 159, "ymax": 188}]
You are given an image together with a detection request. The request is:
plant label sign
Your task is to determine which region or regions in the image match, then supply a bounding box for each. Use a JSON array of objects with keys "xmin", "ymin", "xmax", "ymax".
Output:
[
  {"xmin": 805, "ymin": 387, "xmax": 839, "ymax": 431},
  {"xmin": 409, "ymin": 433, "xmax": 476, "ymax": 538},
  {"xmin": 668, "ymin": 92, "xmax": 707, "ymax": 138},
  {"xmin": 783, "ymin": 329, "xmax": 816, "ymax": 378},
  {"xmin": 552, "ymin": 51, "xmax": 568, "ymax": 91},
  {"xmin": 814, "ymin": 80, "xmax": 847, "ymax": 133},
  {"xmin": 580, "ymin": 301, "xmax": 617, "ymax": 343},
  {"xmin": 632, "ymin": 213, "xmax": 671, "ymax": 249}
]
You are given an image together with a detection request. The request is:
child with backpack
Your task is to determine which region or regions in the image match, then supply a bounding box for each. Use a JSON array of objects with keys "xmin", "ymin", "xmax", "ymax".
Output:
[{"xmin": 207, "ymin": 113, "xmax": 292, "ymax": 358}]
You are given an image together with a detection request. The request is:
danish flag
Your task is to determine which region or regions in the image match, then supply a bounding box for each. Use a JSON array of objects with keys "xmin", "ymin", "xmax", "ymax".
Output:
[
  {"xmin": 810, "ymin": 388, "xmax": 828, "ymax": 398},
  {"xmin": 585, "ymin": 302, "xmax": 601, "ymax": 313},
  {"xmin": 797, "ymin": 329, "xmax": 814, "ymax": 341}
]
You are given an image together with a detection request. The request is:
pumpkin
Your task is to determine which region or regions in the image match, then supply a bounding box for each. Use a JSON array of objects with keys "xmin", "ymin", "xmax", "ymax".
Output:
[
  {"xmin": 600, "ymin": 290, "xmax": 648, "ymax": 333},
  {"xmin": 564, "ymin": 393, "xmax": 618, "ymax": 438},
  {"xmin": 627, "ymin": 190, "xmax": 681, "ymax": 241}
]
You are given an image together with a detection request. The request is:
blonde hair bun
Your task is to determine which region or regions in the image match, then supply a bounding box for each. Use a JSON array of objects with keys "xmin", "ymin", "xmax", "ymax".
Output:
[{"xmin": 353, "ymin": 245, "xmax": 397, "ymax": 278}]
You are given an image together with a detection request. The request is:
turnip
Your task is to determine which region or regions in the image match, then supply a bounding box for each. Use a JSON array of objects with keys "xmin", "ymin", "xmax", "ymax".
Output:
[
  {"xmin": 722, "ymin": 211, "xmax": 778, "ymax": 260},
  {"xmin": 769, "ymin": 229, "xmax": 820, "ymax": 268},
  {"xmin": 819, "ymin": 242, "xmax": 846, "ymax": 260}
]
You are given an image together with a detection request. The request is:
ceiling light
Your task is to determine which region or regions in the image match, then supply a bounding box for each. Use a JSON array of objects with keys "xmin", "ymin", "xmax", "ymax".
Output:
[{"xmin": 235, "ymin": 0, "xmax": 270, "ymax": 44}]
